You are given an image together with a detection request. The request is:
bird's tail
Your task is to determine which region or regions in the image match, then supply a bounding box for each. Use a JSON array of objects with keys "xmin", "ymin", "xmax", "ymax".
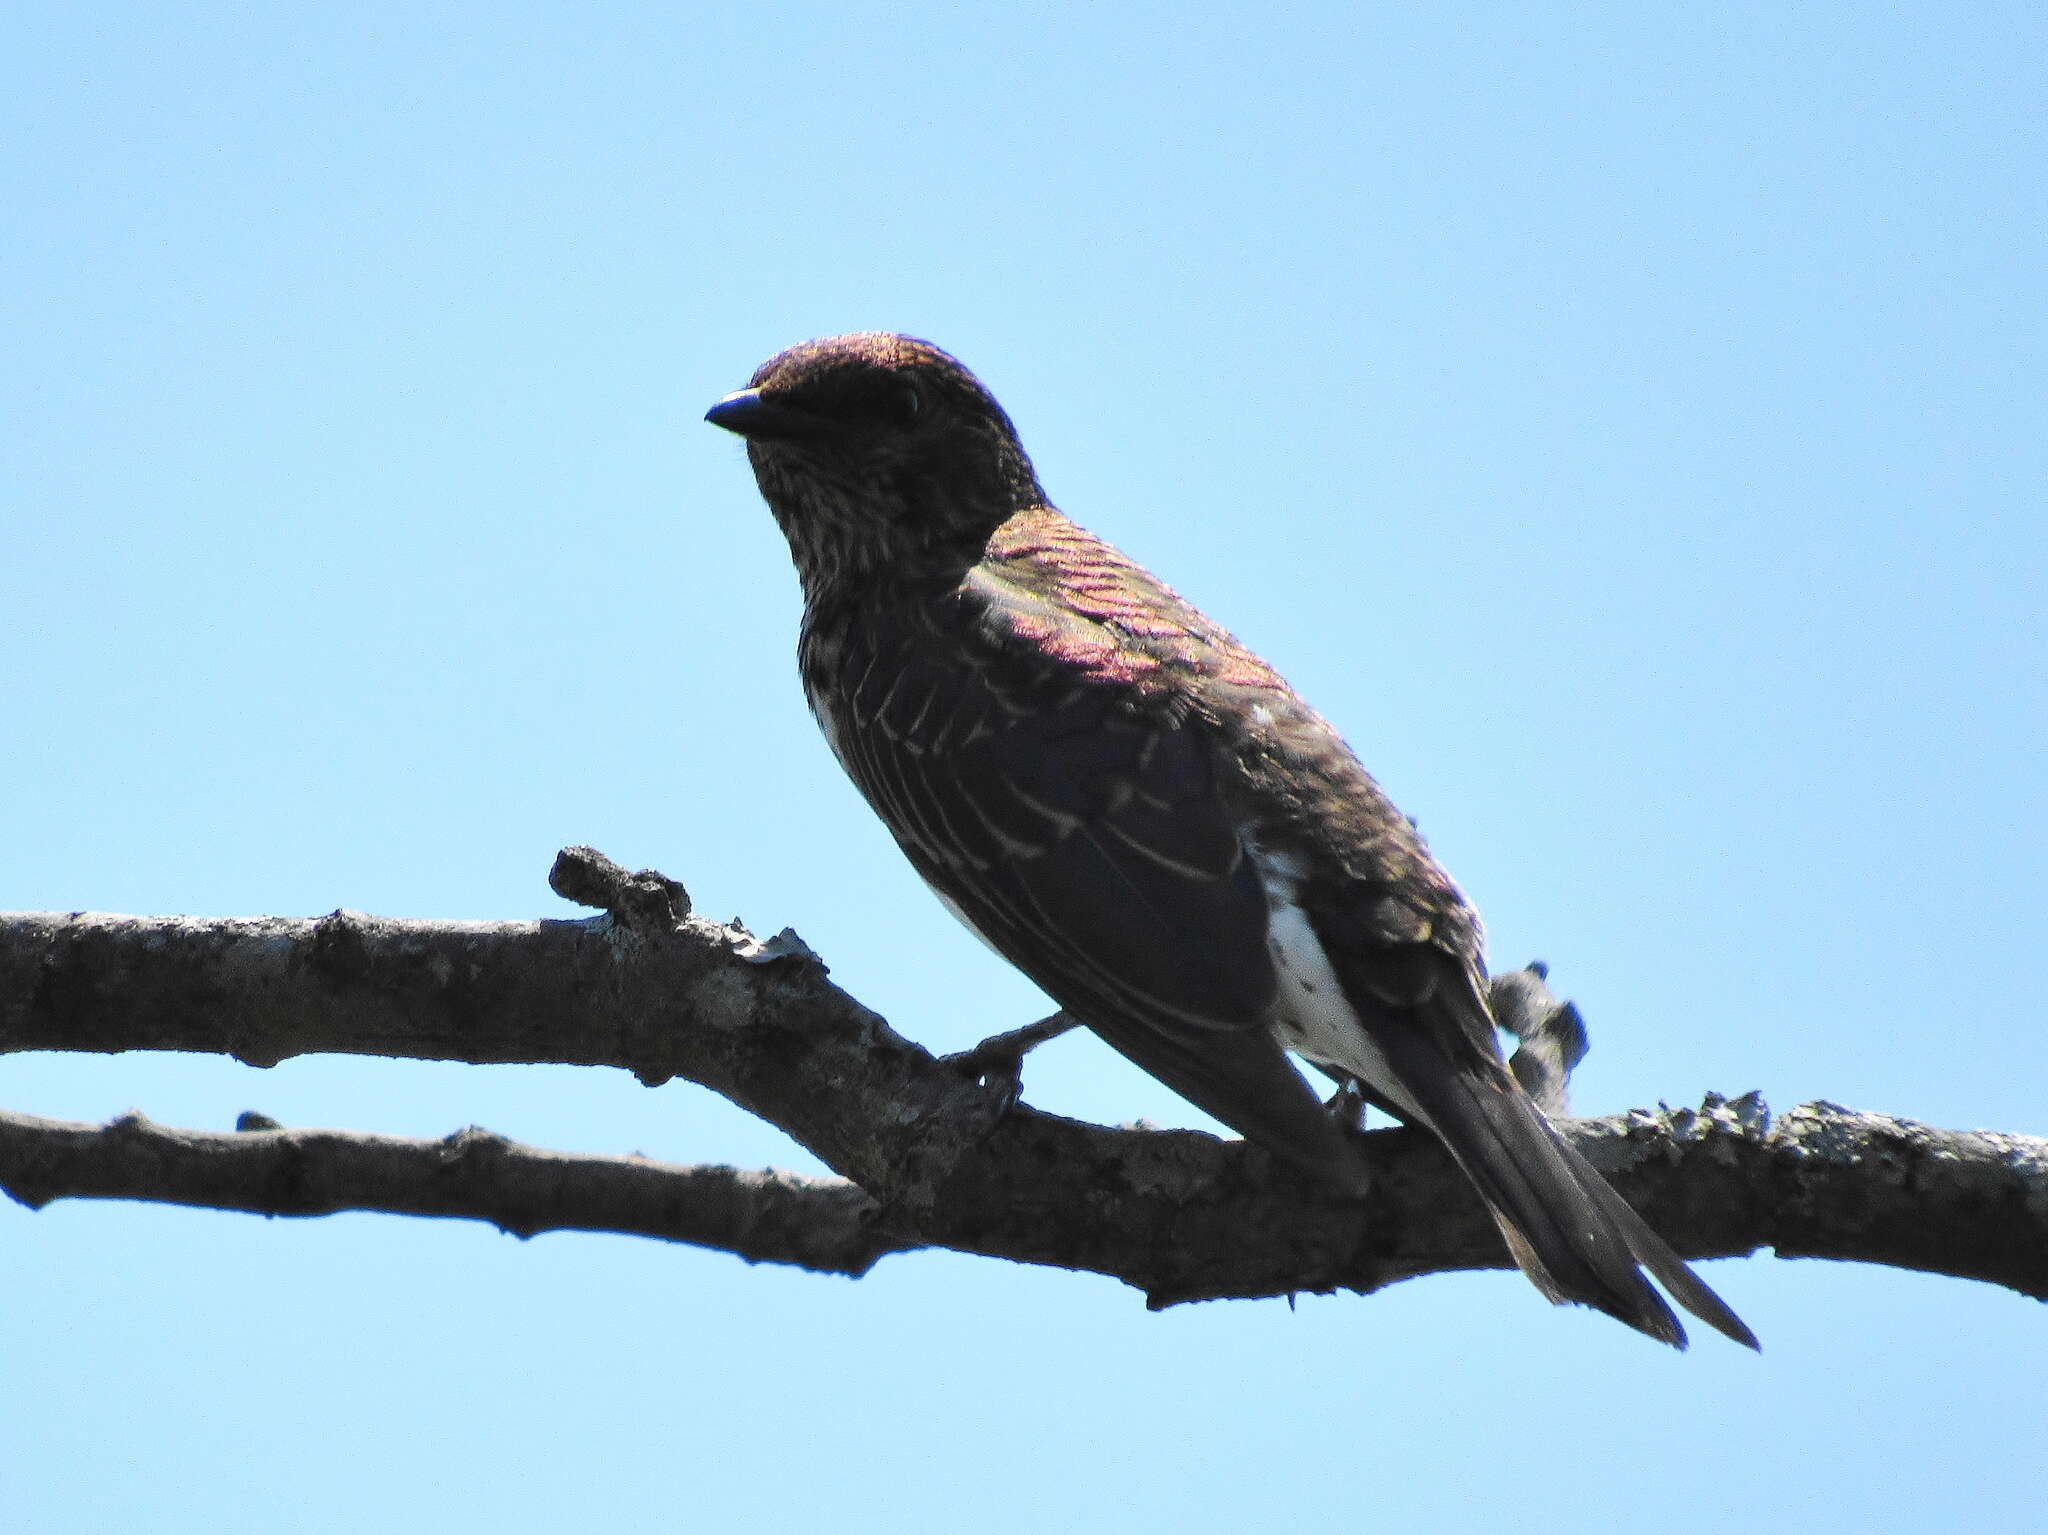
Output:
[{"xmin": 1382, "ymin": 996, "xmax": 1757, "ymax": 1351}]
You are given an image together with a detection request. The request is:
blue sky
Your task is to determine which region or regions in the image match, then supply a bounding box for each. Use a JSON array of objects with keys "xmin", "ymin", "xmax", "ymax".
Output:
[{"xmin": 4, "ymin": 3, "xmax": 2043, "ymax": 1529}]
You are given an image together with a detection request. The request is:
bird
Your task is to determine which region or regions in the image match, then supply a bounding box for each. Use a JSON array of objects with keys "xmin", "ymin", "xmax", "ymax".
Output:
[{"xmin": 706, "ymin": 331, "xmax": 1755, "ymax": 1350}]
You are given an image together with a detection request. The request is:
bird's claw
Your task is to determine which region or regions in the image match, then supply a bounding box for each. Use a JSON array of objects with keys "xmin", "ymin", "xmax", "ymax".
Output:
[
  {"xmin": 942, "ymin": 1010, "xmax": 1079, "ymax": 1112},
  {"xmin": 1322, "ymin": 1077, "xmax": 1371, "ymax": 1134}
]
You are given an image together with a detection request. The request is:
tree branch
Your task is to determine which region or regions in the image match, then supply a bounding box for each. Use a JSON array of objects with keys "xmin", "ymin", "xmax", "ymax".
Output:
[
  {"xmin": 4, "ymin": 849, "xmax": 2044, "ymax": 1309},
  {"xmin": 0, "ymin": 1107, "xmax": 901, "ymax": 1274}
]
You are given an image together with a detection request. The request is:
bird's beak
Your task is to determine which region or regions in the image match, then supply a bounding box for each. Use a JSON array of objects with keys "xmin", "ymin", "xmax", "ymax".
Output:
[{"xmin": 705, "ymin": 388, "xmax": 814, "ymax": 440}]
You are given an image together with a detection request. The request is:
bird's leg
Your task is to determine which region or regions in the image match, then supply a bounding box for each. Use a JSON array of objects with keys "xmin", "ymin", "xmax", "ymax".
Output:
[
  {"xmin": 1488, "ymin": 961, "xmax": 1589, "ymax": 1117},
  {"xmin": 1307, "ymin": 1065, "xmax": 1371, "ymax": 1133},
  {"xmin": 942, "ymin": 1010, "xmax": 1079, "ymax": 1112}
]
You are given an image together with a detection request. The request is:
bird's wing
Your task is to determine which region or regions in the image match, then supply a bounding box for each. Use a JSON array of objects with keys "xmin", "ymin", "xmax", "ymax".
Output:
[{"xmin": 810, "ymin": 582, "xmax": 1366, "ymax": 1188}]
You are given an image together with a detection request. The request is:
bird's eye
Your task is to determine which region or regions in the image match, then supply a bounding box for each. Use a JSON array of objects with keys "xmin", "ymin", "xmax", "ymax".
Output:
[{"xmin": 893, "ymin": 382, "xmax": 923, "ymax": 425}]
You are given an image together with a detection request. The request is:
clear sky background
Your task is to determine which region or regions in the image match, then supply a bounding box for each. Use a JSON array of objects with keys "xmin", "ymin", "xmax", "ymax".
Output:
[{"xmin": 4, "ymin": 4, "xmax": 2043, "ymax": 1530}]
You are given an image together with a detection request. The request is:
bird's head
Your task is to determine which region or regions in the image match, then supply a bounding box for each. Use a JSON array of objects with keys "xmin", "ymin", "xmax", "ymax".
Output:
[{"xmin": 707, "ymin": 333, "xmax": 1046, "ymax": 595}]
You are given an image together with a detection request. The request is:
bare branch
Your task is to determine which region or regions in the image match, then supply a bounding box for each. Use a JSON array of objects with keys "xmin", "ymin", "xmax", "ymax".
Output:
[
  {"xmin": 0, "ymin": 1107, "xmax": 901, "ymax": 1273},
  {"xmin": 3, "ymin": 1092, "xmax": 2042, "ymax": 1306},
  {"xmin": 4, "ymin": 857, "xmax": 2045, "ymax": 1309}
]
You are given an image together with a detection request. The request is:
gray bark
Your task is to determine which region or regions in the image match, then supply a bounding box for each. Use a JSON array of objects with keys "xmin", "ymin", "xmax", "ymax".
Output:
[{"xmin": 3, "ymin": 847, "xmax": 2043, "ymax": 1310}]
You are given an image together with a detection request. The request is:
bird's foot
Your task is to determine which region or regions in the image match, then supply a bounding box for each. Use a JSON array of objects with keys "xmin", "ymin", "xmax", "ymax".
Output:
[
  {"xmin": 942, "ymin": 1010, "xmax": 1079, "ymax": 1114},
  {"xmin": 1322, "ymin": 1077, "xmax": 1371, "ymax": 1134}
]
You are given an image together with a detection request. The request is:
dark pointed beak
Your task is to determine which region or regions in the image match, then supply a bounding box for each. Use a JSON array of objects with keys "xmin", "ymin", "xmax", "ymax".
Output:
[{"xmin": 705, "ymin": 388, "xmax": 814, "ymax": 440}]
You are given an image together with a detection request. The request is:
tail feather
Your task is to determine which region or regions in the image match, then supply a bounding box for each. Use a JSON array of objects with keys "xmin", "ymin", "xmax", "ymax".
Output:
[
  {"xmin": 1378, "ymin": 1007, "xmax": 1756, "ymax": 1350},
  {"xmin": 1571, "ymin": 1150, "xmax": 1760, "ymax": 1350}
]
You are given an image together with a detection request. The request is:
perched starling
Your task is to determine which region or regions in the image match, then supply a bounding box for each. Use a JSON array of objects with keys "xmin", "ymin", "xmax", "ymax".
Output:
[{"xmin": 707, "ymin": 332, "xmax": 1755, "ymax": 1350}]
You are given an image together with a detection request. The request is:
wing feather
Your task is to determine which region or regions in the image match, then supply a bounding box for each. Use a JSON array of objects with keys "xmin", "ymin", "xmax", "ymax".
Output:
[{"xmin": 810, "ymin": 606, "xmax": 1366, "ymax": 1188}]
